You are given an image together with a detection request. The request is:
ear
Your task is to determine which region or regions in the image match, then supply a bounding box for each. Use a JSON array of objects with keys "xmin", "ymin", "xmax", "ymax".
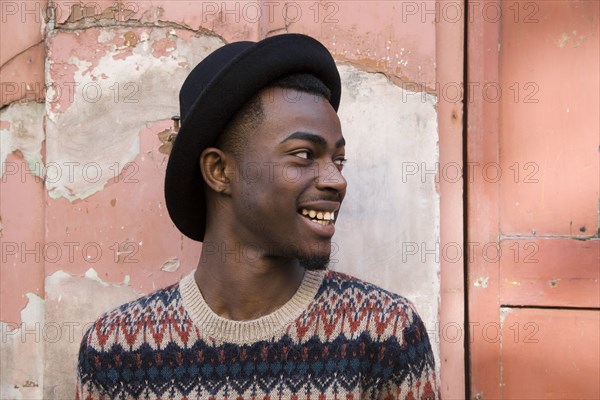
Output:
[{"xmin": 199, "ymin": 147, "xmax": 234, "ymax": 195}]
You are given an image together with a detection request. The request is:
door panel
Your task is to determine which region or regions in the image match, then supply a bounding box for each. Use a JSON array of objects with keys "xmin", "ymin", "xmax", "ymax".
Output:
[
  {"xmin": 499, "ymin": 239, "xmax": 600, "ymax": 308},
  {"xmin": 501, "ymin": 308, "xmax": 600, "ymax": 399},
  {"xmin": 498, "ymin": 0, "xmax": 599, "ymax": 236},
  {"xmin": 467, "ymin": 1, "xmax": 600, "ymax": 398}
]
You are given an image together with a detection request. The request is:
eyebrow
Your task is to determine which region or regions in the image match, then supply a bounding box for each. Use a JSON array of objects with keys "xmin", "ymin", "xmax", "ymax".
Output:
[{"xmin": 280, "ymin": 131, "xmax": 346, "ymax": 148}]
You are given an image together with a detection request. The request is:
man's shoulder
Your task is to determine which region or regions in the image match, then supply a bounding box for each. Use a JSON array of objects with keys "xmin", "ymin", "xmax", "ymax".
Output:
[
  {"xmin": 321, "ymin": 269, "xmax": 417, "ymax": 311},
  {"xmin": 309, "ymin": 269, "xmax": 437, "ymax": 395},
  {"xmin": 98, "ymin": 281, "xmax": 181, "ymax": 322},
  {"xmin": 81, "ymin": 281, "xmax": 184, "ymax": 349},
  {"xmin": 315, "ymin": 269, "xmax": 427, "ymax": 336}
]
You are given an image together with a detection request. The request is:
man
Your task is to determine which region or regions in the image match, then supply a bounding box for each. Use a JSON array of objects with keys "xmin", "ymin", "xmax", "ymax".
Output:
[{"xmin": 77, "ymin": 34, "xmax": 438, "ymax": 399}]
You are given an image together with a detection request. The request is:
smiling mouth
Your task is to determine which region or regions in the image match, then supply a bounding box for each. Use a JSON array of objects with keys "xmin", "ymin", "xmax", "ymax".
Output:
[{"xmin": 299, "ymin": 208, "xmax": 336, "ymax": 225}]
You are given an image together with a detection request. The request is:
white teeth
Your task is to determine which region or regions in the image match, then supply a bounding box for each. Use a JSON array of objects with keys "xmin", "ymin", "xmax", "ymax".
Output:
[{"xmin": 300, "ymin": 208, "xmax": 337, "ymax": 222}]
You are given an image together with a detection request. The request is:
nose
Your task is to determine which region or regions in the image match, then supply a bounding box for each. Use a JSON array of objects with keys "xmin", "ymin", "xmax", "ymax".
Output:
[{"xmin": 315, "ymin": 160, "xmax": 347, "ymax": 194}]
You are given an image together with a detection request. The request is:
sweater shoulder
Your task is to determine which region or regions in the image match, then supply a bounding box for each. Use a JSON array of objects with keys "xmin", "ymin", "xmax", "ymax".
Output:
[
  {"xmin": 310, "ymin": 269, "xmax": 428, "ymax": 339},
  {"xmin": 316, "ymin": 270, "xmax": 437, "ymax": 393},
  {"xmin": 80, "ymin": 282, "xmax": 183, "ymax": 349},
  {"xmin": 320, "ymin": 269, "xmax": 418, "ymax": 312},
  {"xmin": 99, "ymin": 282, "xmax": 180, "ymax": 323}
]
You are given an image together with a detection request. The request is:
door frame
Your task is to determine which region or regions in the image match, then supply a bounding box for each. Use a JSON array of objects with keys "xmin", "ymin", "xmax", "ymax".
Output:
[{"xmin": 436, "ymin": 0, "xmax": 467, "ymax": 397}]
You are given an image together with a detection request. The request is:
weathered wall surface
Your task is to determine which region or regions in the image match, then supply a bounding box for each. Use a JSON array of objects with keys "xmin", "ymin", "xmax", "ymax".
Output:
[
  {"xmin": 335, "ymin": 65, "xmax": 439, "ymax": 331},
  {"xmin": 1, "ymin": 1, "xmax": 440, "ymax": 398}
]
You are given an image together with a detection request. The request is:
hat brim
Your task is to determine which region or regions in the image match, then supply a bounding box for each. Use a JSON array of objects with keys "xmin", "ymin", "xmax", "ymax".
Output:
[{"xmin": 165, "ymin": 34, "xmax": 341, "ymax": 241}]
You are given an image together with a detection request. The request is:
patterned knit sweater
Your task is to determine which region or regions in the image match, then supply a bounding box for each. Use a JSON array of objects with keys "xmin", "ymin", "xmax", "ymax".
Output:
[{"xmin": 76, "ymin": 269, "xmax": 438, "ymax": 399}]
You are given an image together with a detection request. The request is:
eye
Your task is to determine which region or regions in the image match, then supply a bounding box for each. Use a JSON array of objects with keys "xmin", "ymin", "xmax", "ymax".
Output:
[
  {"xmin": 294, "ymin": 150, "xmax": 311, "ymax": 159},
  {"xmin": 334, "ymin": 157, "xmax": 348, "ymax": 167}
]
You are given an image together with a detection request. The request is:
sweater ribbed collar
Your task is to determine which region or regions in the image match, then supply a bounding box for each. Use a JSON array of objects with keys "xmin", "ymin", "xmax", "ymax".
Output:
[{"xmin": 179, "ymin": 269, "xmax": 325, "ymax": 344}]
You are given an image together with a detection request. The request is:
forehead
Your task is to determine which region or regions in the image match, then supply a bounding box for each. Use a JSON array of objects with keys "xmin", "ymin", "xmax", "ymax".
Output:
[{"xmin": 255, "ymin": 87, "xmax": 342, "ymax": 143}]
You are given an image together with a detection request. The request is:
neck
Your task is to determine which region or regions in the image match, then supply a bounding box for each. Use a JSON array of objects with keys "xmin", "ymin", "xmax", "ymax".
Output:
[{"xmin": 194, "ymin": 239, "xmax": 306, "ymax": 321}]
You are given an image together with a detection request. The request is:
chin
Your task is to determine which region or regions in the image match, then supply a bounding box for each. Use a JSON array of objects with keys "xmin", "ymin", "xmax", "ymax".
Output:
[{"xmin": 299, "ymin": 255, "xmax": 330, "ymax": 271}]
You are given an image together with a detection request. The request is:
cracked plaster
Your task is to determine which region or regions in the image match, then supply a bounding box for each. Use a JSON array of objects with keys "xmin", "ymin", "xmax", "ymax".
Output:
[
  {"xmin": 45, "ymin": 28, "xmax": 223, "ymax": 200},
  {"xmin": 0, "ymin": 102, "xmax": 45, "ymax": 177}
]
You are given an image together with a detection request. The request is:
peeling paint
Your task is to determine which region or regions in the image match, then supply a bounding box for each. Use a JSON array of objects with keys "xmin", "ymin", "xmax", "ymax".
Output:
[
  {"xmin": 0, "ymin": 293, "xmax": 44, "ymax": 400},
  {"xmin": 161, "ymin": 257, "xmax": 181, "ymax": 272},
  {"xmin": 152, "ymin": 37, "xmax": 177, "ymax": 58},
  {"xmin": 43, "ymin": 270, "xmax": 141, "ymax": 398},
  {"xmin": 123, "ymin": 31, "xmax": 139, "ymax": 47},
  {"xmin": 46, "ymin": 268, "xmax": 134, "ymax": 290},
  {"xmin": 45, "ymin": 29, "xmax": 224, "ymax": 201},
  {"xmin": 83, "ymin": 268, "xmax": 109, "ymax": 286},
  {"xmin": 547, "ymin": 278, "xmax": 560, "ymax": 288},
  {"xmin": 556, "ymin": 30, "xmax": 587, "ymax": 48},
  {"xmin": 0, "ymin": 42, "xmax": 46, "ymax": 106},
  {"xmin": 0, "ymin": 102, "xmax": 45, "ymax": 177},
  {"xmin": 474, "ymin": 276, "xmax": 489, "ymax": 288},
  {"xmin": 499, "ymin": 307, "xmax": 513, "ymax": 325}
]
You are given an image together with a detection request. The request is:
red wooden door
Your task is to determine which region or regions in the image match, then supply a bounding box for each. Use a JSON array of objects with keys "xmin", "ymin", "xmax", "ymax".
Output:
[{"xmin": 467, "ymin": 1, "xmax": 599, "ymax": 398}]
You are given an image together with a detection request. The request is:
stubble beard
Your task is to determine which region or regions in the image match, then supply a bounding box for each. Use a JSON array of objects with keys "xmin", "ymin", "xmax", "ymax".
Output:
[{"xmin": 299, "ymin": 255, "xmax": 330, "ymax": 271}]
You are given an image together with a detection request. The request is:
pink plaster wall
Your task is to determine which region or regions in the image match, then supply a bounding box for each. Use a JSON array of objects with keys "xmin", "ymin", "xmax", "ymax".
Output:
[
  {"xmin": 0, "ymin": 0, "xmax": 45, "ymax": 65},
  {"xmin": 0, "ymin": 0, "xmax": 46, "ymax": 106},
  {"xmin": 2, "ymin": 0, "xmax": 438, "ymax": 309},
  {"xmin": 49, "ymin": 0, "xmax": 436, "ymax": 86},
  {"xmin": 0, "ymin": 153, "xmax": 46, "ymax": 325},
  {"xmin": 43, "ymin": 119, "xmax": 202, "ymax": 292},
  {"xmin": 1, "ymin": 1, "xmax": 447, "ymax": 397}
]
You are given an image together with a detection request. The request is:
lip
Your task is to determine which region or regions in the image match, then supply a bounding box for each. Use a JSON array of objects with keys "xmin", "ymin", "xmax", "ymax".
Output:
[
  {"xmin": 297, "ymin": 201, "xmax": 341, "ymax": 214},
  {"xmin": 297, "ymin": 201, "xmax": 340, "ymax": 239},
  {"xmin": 298, "ymin": 212, "xmax": 336, "ymax": 238}
]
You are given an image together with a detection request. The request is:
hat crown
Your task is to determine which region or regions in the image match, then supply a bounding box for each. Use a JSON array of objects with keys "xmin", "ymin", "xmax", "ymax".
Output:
[{"xmin": 179, "ymin": 41, "xmax": 253, "ymax": 121}]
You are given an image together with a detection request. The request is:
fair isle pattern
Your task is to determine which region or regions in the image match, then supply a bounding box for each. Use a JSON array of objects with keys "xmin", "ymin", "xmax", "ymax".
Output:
[{"xmin": 77, "ymin": 270, "xmax": 438, "ymax": 399}]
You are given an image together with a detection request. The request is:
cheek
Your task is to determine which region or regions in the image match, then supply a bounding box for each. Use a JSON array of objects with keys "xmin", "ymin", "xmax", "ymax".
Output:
[
  {"xmin": 237, "ymin": 177, "xmax": 286, "ymax": 217},
  {"xmin": 234, "ymin": 162, "xmax": 306, "ymax": 218},
  {"xmin": 238, "ymin": 184, "xmax": 269, "ymax": 218},
  {"xmin": 278, "ymin": 165, "xmax": 303, "ymax": 183},
  {"xmin": 281, "ymin": 163, "xmax": 321, "ymax": 184}
]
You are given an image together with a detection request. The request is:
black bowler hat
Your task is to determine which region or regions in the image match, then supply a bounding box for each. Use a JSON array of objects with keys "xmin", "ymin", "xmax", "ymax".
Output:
[{"xmin": 164, "ymin": 34, "xmax": 342, "ymax": 241}]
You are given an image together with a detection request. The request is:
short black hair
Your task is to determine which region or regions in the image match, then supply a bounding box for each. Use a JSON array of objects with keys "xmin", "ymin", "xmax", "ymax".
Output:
[{"xmin": 216, "ymin": 73, "xmax": 332, "ymax": 160}]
